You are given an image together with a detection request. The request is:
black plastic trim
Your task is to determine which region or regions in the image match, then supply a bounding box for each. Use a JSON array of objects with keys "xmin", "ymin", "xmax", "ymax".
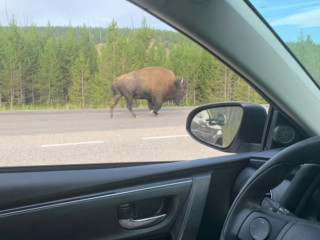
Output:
[{"xmin": 186, "ymin": 102, "xmax": 267, "ymax": 153}]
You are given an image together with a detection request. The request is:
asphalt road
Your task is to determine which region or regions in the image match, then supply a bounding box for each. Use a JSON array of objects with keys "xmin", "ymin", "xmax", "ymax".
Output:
[{"xmin": 0, "ymin": 107, "xmax": 229, "ymax": 167}]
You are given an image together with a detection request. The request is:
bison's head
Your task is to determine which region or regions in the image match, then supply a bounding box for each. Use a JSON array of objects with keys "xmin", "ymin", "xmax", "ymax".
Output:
[{"xmin": 174, "ymin": 77, "xmax": 187, "ymax": 105}]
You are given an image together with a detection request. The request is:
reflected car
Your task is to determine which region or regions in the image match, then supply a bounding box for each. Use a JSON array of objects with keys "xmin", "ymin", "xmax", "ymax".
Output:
[{"xmin": 191, "ymin": 110, "xmax": 223, "ymax": 146}]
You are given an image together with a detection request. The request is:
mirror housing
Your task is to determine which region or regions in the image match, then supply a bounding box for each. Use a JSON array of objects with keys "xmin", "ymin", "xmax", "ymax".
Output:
[{"xmin": 186, "ymin": 102, "xmax": 268, "ymax": 153}]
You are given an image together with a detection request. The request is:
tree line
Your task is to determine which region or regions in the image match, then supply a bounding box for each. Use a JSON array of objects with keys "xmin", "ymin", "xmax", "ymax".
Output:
[
  {"xmin": 2, "ymin": 18, "xmax": 316, "ymax": 110},
  {"xmin": 287, "ymin": 34, "xmax": 320, "ymax": 85}
]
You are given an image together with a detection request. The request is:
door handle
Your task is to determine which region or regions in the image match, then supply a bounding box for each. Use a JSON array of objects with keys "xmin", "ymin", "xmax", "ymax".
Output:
[{"xmin": 119, "ymin": 214, "xmax": 166, "ymax": 229}]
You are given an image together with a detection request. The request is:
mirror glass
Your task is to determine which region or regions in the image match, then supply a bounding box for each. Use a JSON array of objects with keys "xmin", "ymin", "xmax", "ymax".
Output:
[{"xmin": 190, "ymin": 106, "xmax": 243, "ymax": 148}]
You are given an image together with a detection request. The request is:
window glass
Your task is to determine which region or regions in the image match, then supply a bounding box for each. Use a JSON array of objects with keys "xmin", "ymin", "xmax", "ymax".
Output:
[
  {"xmin": 249, "ymin": 0, "xmax": 320, "ymax": 87},
  {"xmin": 0, "ymin": 0, "xmax": 265, "ymax": 166}
]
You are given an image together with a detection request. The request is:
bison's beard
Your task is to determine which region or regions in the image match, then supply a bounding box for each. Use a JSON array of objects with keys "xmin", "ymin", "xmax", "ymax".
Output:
[
  {"xmin": 174, "ymin": 98, "xmax": 181, "ymax": 105},
  {"xmin": 174, "ymin": 93, "xmax": 186, "ymax": 105}
]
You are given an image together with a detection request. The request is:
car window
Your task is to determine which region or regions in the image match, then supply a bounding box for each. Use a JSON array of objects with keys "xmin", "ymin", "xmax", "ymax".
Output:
[
  {"xmin": 0, "ymin": 0, "xmax": 266, "ymax": 166},
  {"xmin": 248, "ymin": 0, "xmax": 320, "ymax": 88}
]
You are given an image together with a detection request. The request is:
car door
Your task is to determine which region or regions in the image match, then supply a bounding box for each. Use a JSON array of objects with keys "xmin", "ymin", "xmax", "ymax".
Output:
[{"xmin": 0, "ymin": 151, "xmax": 259, "ymax": 240}]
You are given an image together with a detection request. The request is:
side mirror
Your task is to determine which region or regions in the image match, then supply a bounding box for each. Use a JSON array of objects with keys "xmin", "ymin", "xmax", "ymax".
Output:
[{"xmin": 186, "ymin": 102, "xmax": 268, "ymax": 153}]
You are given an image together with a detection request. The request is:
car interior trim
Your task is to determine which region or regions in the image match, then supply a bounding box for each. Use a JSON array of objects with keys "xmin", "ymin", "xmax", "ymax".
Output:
[{"xmin": 0, "ymin": 178, "xmax": 192, "ymax": 218}]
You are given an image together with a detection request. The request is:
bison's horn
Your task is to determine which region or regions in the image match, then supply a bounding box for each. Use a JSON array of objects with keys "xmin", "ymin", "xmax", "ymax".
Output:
[{"xmin": 180, "ymin": 78, "xmax": 184, "ymax": 86}]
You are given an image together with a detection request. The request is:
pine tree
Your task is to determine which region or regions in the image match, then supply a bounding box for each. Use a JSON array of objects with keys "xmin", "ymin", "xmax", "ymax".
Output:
[
  {"xmin": 60, "ymin": 26, "xmax": 78, "ymax": 103},
  {"xmin": 0, "ymin": 25, "xmax": 5, "ymax": 108},
  {"xmin": 23, "ymin": 25, "xmax": 43, "ymax": 105},
  {"xmin": 167, "ymin": 35, "xmax": 202, "ymax": 105},
  {"xmin": 36, "ymin": 28, "xmax": 60, "ymax": 106},
  {"xmin": 70, "ymin": 51, "xmax": 90, "ymax": 107},
  {"xmin": 130, "ymin": 18, "xmax": 154, "ymax": 69},
  {"xmin": 153, "ymin": 43, "xmax": 167, "ymax": 67},
  {"xmin": 79, "ymin": 25, "xmax": 98, "ymax": 76},
  {"xmin": 74, "ymin": 25, "xmax": 98, "ymax": 106},
  {"xmin": 97, "ymin": 20, "xmax": 122, "ymax": 104},
  {"xmin": 0, "ymin": 18, "xmax": 25, "ymax": 109}
]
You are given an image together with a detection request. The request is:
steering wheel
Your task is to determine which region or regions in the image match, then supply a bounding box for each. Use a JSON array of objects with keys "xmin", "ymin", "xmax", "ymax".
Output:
[{"xmin": 220, "ymin": 136, "xmax": 320, "ymax": 240}]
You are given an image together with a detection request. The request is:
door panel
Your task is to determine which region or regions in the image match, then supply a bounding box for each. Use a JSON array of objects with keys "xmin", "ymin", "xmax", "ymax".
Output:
[
  {"xmin": 0, "ymin": 155, "xmax": 251, "ymax": 211},
  {"xmin": 0, "ymin": 178, "xmax": 193, "ymax": 239},
  {"xmin": 0, "ymin": 154, "xmax": 255, "ymax": 239}
]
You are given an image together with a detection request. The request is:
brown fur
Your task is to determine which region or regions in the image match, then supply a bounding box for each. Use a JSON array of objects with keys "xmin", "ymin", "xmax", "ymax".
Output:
[{"xmin": 110, "ymin": 66, "xmax": 187, "ymax": 118}]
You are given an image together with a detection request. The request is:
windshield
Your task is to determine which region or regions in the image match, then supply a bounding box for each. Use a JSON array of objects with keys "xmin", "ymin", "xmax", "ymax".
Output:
[{"xmin": 249, "ymin": 0, "xmax": 320, "ymax": 87}]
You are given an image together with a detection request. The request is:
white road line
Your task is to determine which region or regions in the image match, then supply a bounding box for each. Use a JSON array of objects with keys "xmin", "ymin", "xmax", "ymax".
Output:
[
  {"xmin": 142, "ymin": 135, "xmax": 189, "ymax": 140},
  {"xmin": 41, "ymin": 141, "xmax": 104, "ymax": 148}
]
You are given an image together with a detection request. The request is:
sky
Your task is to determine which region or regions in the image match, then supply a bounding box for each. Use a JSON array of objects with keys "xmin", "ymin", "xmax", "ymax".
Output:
[
  {"xmin": 0, "ymin": 0, "xmax": 320, "ymax": 43},
  {"xmin": 0, "ymin": 0, "xmax": 173, "ymax": 30},
  {"xmin": 250, "ymin": 0, "xmax": 320, "ymax": 43}
]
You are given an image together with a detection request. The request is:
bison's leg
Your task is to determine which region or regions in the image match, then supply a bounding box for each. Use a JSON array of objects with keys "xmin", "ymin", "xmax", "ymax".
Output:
[
  {"xmin": 110, "ymin": 94, "xmax": 122, "ymax": 118},
  {"xmin": 152, "ymin": 98, "xmax": 163, "ymax": 117},
  {"xmin": 125, "ymin": 96, "xmax": 137, "ymax": 118},
  {"xmin": 148, "ymin": 100, "xmax": 155, "ymax": 115}
]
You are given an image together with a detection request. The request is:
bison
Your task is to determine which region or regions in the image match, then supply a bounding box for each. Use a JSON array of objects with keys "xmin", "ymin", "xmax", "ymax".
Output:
[{"xmin": 110, "ymin": 66, "xmax": 187, "ymax": 118}]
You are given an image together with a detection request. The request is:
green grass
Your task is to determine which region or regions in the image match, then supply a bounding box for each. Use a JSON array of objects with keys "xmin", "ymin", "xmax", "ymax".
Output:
[
  {"xmin": 0, "ymin": 104, "xmax": 104, "ymax": 111},
  {"xmin": 0, "ymin": 100, "xmax": 193, "ymax": 111}
]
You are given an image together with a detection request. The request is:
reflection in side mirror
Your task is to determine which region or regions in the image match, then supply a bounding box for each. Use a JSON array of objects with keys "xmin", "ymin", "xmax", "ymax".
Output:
[{"xmin": 190, "ymin": 106, "xmax": 243, "ymax": 148}]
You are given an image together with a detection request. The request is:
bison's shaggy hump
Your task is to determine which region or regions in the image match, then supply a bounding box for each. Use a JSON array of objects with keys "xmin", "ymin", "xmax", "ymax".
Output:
[{"xmin": 110, "ymin": 66, "xmax": 187, "ymax": 118}]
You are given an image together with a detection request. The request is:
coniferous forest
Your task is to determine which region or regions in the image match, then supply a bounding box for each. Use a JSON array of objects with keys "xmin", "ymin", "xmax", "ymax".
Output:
[{"xmin": 0, "ymin": 18, "xmax": 318, "ymax": 110}]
